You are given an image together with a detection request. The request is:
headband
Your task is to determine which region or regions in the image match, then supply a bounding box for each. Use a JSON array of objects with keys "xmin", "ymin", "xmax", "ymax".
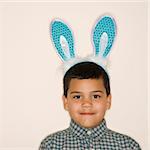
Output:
[{"xmin": 50, "ymin": 15, "xmax": 117, "ymax": 73}]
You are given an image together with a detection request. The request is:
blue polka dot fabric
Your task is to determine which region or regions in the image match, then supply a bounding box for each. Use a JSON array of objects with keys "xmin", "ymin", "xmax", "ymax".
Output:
[
  {"xmin": 93, "ymin": 16, "xmax": 116, "ymax": 57},
  {"xmin": 51, "ymin": 20, "xmax": 75, "ymax": 61},
  {"xmin": 50, "ymin": 15, "xmax": 116, "ymax": 63}
]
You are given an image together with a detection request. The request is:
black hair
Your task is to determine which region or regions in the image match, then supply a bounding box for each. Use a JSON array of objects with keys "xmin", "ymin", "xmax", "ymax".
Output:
[{"xmin": 63, "ymin": 61, "xmax": 110, "ymax": 97}]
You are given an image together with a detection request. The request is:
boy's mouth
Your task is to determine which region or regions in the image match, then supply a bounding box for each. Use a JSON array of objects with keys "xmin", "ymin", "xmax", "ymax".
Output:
[{"xmin": 80, "ymin": 113, "xmax": 95, "ymax": 115}]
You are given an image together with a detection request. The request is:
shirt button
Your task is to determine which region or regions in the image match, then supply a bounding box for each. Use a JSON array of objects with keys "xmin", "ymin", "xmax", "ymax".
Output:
[{"xmin": 87, "ymin": 130, "xmax": 91, "ymax": 135}]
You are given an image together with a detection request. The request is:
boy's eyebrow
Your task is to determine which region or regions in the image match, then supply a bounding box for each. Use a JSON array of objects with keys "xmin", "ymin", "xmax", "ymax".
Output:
[
  {"xmin": 91, "ymin": 90, "xmax": 104, "ymax": 94},
  {"xmin": 70, "ymin": 91, "xmax": 82, "ymax": 94},
  {"xmin": 69, "ymin": 90, "xmax": 104, "ymax": 94}
]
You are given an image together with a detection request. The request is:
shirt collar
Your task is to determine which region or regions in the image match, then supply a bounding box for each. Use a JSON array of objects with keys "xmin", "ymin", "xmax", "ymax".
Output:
[{"xmin": 69, "ymin": 119, "xmax": 108, "ymax": 140}]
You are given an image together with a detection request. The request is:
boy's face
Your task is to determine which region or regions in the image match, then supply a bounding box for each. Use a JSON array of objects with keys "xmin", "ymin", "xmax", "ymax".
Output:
[{"xmin": 62, "ymin": 78, "xmax": 111, "ymax": 128}]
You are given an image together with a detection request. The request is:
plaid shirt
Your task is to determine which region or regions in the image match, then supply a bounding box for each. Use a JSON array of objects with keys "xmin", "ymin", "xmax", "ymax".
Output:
[{"xmin": 39, "ymin": 119, "xmax": 141, "ymax": 150}]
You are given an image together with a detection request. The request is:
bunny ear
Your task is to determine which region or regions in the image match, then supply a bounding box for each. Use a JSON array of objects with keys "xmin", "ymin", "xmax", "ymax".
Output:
[
  {"xmin": 50, "ymin": 19, "xmax": 75, "ymax": 61},
  {"xmin": 92, "ymin": 15, "xmax": 116, "ymax": 58}
]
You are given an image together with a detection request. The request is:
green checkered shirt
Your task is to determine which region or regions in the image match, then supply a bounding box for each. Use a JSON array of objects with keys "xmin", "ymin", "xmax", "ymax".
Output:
[{"xmin": 39, "ymin": 119, "xmax": 141, "ymax": 150}]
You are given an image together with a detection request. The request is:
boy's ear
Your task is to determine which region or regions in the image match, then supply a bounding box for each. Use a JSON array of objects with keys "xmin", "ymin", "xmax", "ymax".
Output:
[
  {"xmin": 62, "ymin": 95, "xmax": 69, "ymax": 111},
  {"xmin": 106, "ymin": 94, "xmax": 112, "ymax": 110}
]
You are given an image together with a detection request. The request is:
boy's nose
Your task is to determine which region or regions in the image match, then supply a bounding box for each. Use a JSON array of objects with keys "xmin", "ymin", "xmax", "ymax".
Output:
[{"xmin": 82, "ymin": 98, "xmax": 92, "ymax": 107}]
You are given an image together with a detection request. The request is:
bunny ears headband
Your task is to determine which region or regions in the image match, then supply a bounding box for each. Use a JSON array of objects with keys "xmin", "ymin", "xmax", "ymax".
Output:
[{"xmin": 50, "ymin": 15, "xmax": 117, "ymax": 73}]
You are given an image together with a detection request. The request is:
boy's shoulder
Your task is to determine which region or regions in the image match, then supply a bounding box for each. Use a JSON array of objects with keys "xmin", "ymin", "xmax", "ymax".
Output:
[
  {"xmin": 106, "ymin": 128, "xmax": 141, "ymax": 149},
  {"xmin": 39, "ymin": 128, "xmax": 70, "ymax": 149}
]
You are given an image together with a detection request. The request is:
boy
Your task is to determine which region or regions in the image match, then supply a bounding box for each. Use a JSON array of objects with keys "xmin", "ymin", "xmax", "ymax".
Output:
[{"xmin": 39, "ymin": 61, "xmax": 141, "ymax": 150}]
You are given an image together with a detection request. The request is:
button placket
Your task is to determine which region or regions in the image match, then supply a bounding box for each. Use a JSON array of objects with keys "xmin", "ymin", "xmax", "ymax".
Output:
[
  {"xmin": 87, "ymin": 130, "xmax": 92, "ymax": 136},
  {"xmin": 86, "ymin": 130, "xmax": 94, "ymax": 150}
]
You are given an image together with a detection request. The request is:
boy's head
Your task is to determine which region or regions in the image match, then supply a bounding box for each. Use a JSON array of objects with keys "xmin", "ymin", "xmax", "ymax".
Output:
[
  {"xmin": 63, "ymin": 61, "xmax": 110, "ymax": 97},
  {"xmin": 62, "ymin": 62, "xmax": 111, "ymax": 128}
]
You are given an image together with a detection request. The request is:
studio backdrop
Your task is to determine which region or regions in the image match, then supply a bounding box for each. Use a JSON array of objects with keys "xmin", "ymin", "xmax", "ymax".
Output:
[{"xmin": 0, "ymin": 1, "xmax": 148, "ymax": 150}]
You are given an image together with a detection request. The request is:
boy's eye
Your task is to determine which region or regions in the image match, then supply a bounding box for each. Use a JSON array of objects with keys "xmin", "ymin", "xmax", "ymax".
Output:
[
  {"xmin": 92, "ymin": 95, "xmax": 101, "ymax": 99},
  {"xmin": 72, "ymin": 95, "xmax": 81, "ymax": 100}
]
